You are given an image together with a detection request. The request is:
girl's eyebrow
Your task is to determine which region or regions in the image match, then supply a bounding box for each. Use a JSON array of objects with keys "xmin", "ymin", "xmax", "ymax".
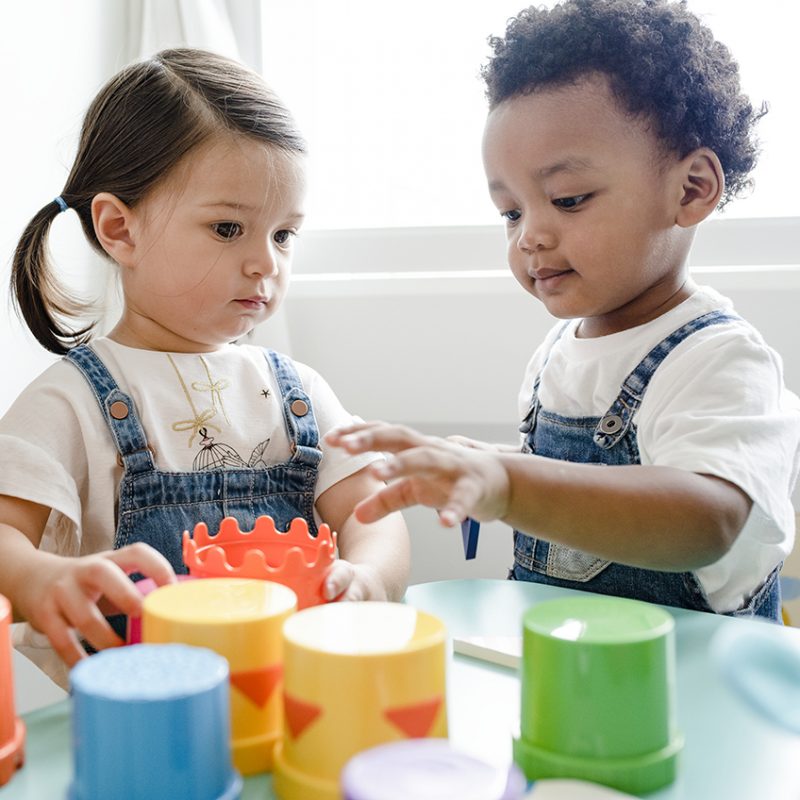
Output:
[{"xmin": 199, "ymin": 201, "xmax": 305, "ymax": 222}]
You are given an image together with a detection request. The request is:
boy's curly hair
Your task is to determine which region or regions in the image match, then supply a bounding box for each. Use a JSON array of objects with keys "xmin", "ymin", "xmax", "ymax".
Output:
[{"xmin": 482, "ymin": 0, "xmax": 765, "ymax": 206}]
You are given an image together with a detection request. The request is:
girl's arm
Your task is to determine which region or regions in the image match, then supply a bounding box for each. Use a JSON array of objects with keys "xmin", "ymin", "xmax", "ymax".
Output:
[
  {"xmin": 327, "ymin": 422, "xmax": 751, "ymax": 572},
  {"xmin": 315, "ymin": 466, "xmax": 410, "ymax": 602},
  {"xmin": 0, "ymin": 494, "xmax": 175, "ymax": 667}
]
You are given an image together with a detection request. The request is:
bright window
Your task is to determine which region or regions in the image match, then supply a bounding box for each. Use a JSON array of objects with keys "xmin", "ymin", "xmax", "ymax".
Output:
[{"xmin": 261, "ymin": 1, "xmax": 799, "ymax": 230}]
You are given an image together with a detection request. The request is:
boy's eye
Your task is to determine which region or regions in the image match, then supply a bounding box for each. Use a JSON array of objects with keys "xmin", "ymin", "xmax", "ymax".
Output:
[
  {"xmin": 553, "ymin": 194, "xmax": 590, "ymax": 210},
  {"xmin": 212, "ymin": 222, "xmax": 243, "ymax": 240},
  {"xmin": 273, "ymin": 229, "xmax": 296, "ymax": 245},
  {"xmin": 501, "ymin": 209, "xmax": 522, "ymax": 223}
]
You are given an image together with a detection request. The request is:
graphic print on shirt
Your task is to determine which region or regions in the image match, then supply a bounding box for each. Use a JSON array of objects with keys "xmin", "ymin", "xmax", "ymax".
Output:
[
  {"xmin": 191, "ymin": 428, "xmax": 272, "ymax": 471},
  {"xmin": 167, "ymin": 353, "xmax": 227, "ymax": 447}
]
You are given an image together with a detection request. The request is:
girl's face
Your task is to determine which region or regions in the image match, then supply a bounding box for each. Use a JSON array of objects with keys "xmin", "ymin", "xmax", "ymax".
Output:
[
  {"xmin": 115, "ymin": 136, "xmax": 306, "ymax": 352},
  {"xmin": 482, "ymin": 74, "xmax": 695, "ymax": 338}
]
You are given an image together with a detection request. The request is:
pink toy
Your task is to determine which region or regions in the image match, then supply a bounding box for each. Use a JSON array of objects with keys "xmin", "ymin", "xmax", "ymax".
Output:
[{"xmin": 183, "ymin": 516, "xmax": 337, "ymax": 609}]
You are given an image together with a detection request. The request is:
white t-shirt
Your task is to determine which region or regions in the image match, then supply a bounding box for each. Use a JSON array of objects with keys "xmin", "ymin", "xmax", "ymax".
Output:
[
  {"xmin": 517, "ymin": 286, "xmax": 800, "ymax": 613},
  {"xmin": 1, "ymin": 338, "xmax": 378, "ymax": 685}
]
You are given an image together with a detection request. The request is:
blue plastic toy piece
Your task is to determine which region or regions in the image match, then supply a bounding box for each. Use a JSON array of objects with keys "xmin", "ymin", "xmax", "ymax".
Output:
[{"xmin": 461, "ymin": 517, "xmax": 480, "ymax": 560}]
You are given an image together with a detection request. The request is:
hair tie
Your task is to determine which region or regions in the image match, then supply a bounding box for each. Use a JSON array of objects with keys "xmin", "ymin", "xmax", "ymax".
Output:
[{"xmin": 54, "ymin": 196, "xmax": 69, "ymax": 213}]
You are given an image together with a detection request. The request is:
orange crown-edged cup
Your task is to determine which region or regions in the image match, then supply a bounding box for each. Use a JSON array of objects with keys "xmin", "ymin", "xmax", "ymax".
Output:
[{"xmin": 182, "ymin": 516, "xmax": 337, "ymax": 609}]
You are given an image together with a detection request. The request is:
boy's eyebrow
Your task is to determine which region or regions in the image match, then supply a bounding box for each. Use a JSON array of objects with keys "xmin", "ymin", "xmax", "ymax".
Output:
[
  {"xmin": 488, "ymin": 157, "xmax": 597, "ymax": 192},
  {"xmin": 537, "ymin": 157, "xmax": 595, "ymax": 178}
]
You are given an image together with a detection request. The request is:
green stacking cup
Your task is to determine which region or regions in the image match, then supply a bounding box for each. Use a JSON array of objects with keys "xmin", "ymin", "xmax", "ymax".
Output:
[{"xmin": 513, "ymin": 595, "xmax": 683, "ymax": 794}]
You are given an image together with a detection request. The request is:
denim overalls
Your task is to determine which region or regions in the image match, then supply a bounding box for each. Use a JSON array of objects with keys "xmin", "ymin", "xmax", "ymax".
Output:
[
  {"xmin": 66, "ymin": 344, "xmax": 322, "ymax": 634},
  {"xmin": 510, "ymin": 310, "xmax": 781, "ymax": 620}
]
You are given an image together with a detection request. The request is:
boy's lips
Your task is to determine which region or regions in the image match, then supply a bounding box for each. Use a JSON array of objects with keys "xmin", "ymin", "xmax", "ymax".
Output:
[{"xmin": 530, "ymin": 267, "xmax": 573, "ymax": 281}]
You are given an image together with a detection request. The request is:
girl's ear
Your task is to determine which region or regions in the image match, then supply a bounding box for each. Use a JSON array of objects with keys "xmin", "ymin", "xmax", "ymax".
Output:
[
  {"xmin": 675, "ymin": 148, "xmax": 725, "ymax": 228},
  {"xmin": 92, "ymin": 193, "xmax": 137, "ymax": 265}
]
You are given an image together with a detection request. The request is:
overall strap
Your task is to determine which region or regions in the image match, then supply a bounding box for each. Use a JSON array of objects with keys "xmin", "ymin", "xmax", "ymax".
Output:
[
  {"xmin": 520, "ymin": 320, "xmax": 571, "ymax": 437},
  {"xmin": 263, "ymin": 349, "xmax": 322, "ymax": 468},
  {"xmin": 64, "ymin": 344, "xmax": 155, "ymax": 473},
  {"xmin": 594, "ymin": 309, "xmax": 741, "ymax": 448}
]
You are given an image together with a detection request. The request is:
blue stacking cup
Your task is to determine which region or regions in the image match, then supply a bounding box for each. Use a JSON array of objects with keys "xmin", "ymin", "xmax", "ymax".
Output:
[{"xmin": 68, "ymin": 643, "xmax": 242, "ymax": 800}]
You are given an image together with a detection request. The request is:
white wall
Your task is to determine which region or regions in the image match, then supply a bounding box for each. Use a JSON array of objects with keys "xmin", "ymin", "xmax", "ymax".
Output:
[{"xmin": 0, "ymin": 2, "xmax": 128, "ymax": 415}]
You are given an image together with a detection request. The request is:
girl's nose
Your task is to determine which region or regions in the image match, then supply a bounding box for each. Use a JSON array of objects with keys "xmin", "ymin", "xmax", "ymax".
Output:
[{"xmin": 244, "ymin": 243, "xmax": 279, "ymax": 277}]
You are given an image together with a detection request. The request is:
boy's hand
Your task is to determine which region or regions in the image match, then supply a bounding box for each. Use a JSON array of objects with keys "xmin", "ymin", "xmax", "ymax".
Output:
[
  {"xmin": 325, "ymin": 421, "xmax": 511, "ymax": 527},
  {"xmin": 16, "ymin": 543, "xmax": 175, "ymax": 667},
  {"xmin": 323, "ymin": 559, "xmax": 387, "ymax": 602}
]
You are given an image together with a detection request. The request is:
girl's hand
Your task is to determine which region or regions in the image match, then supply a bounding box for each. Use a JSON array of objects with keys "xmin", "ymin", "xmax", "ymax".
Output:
[
  {"xmin": 16, "ymin": 543, "xmax": 175, "ymax": 667},
  {"xmin": 323, "ymin": 559, "xmax": 387, "ymax": 602},
  {"xmin": 325, "ymin": 421, "xmax": 511, "ymax": 527}
]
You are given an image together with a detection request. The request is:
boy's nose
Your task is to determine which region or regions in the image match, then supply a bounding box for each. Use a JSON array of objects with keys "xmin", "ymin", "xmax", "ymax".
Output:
[{"xmin": 517, "ymin": 220, "xmax": 556, "ymax": 253}]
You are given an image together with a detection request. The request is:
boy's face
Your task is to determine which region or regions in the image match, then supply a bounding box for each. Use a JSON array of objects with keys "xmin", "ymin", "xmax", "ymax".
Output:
[{"xmin": 482, "ymin": 74, "xmax": 694, "ymax": 337}]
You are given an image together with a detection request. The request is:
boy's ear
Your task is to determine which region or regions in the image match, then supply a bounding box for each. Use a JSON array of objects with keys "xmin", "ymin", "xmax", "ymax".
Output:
[
  {"xmin": 92, "ymin": 193, "xmax": 137, "ymax": 265},
  {"xmin": 675, "ymin": 148, "xmax": 725, "ymax": 227}
]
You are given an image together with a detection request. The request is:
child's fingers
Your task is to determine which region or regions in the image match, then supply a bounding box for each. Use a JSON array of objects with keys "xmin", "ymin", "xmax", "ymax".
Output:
[
  {"xmin": 323, "ymin": 560, "xmax": 354, "ymax": 600},
  {"xmin": 39, "ymin": 611, "xmax": 90, "ymax": 668},
  {"xmin": 331, "ymin": 423, "xmax": 433, "ymax": 455},
  {"xmin": 108, "ymin": 542, "xmax": 177, "ymax": 587},
  {"xmin": 58, "ymin": 585, "xmax": 125, "ymax": 652}
]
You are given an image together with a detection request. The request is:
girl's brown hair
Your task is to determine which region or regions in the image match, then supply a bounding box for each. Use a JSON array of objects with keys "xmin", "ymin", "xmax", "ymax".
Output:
[{"xmin": 11, "ymin": 48, "xmax": 307, "ymax": 354}]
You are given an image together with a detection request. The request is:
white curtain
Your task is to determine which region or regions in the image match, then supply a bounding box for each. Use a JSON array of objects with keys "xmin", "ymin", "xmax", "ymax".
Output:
[{"xmin": 126, "ymin": 0, "xmax": 263, "ymax": 70}]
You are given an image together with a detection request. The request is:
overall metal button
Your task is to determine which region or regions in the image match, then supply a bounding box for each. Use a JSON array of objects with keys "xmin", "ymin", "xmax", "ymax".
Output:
[
  {"xmin": 291, "ymin": 399, "xmax": 309, "ymax": 417},
  {"xmin": 599, "ymin": 414, "xmax": 623, "ymax": 434},
  {"xmin": 109, "ymin": 401, "xmax": 129, "ymax": 420}
]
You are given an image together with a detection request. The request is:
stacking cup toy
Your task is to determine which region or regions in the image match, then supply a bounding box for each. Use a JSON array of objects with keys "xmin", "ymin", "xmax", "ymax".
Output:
[
  {"xmin": 513, "ymin": 595, "xmax": 683, "ymax": 794},
  {"xmin": 0, "ymin": 595, "xmax": 25, "ymax": 787},
  {"xmin": 126, "ymin": 574, "xmax": 196, "ymax": 644},
  {"xmin": 273, "ymin": 602, "xmax": 448, "ymax": 800},
  {"xmin": 68, "ymin": 643, "xmax": 241, "ymax": 800},
  {"xmin": 183, "ymin": 516, "xmax": 336, "ymax": 609},
  {"xmin": 341, "ymin": 739, "xmax": 527, "ymax": 800},
  {"xmin": 142, "ymin": 577, "xmax": 297, "ymax": 775}
]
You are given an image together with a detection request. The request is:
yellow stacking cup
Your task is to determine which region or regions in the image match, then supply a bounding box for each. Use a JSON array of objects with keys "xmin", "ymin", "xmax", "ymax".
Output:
[
  {"xmin": 273, "ymin": 601, "xmax": 448, "ymax": 800},
  {"xmin": 142, "ymin": 578, "xmax": 297, "ymax": 775}
]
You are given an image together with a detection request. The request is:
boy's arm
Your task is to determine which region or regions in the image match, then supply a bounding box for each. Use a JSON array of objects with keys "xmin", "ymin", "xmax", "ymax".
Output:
[
  {"xmin": 327, "ymin": 422, "xmax": 751, "ymax": 572},
  {"xmin": 315, "ymin": 467, "xmax": 410, "ymax": 602},
  {"xmin": 497, "ymin": 453, "xmax": 751, "ymax": 570}
]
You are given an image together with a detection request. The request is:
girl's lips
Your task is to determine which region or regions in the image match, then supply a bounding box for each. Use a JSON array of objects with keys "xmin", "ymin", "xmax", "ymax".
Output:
[{"xmin": 235, "ymin": 298, "xmax": 268, "ymax": 310}]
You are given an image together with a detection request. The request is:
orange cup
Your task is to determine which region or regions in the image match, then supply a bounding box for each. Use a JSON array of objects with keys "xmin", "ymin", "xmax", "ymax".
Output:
[{"xmin": 0, "ymin": 594, "xmax": 25, "ymax": 786}]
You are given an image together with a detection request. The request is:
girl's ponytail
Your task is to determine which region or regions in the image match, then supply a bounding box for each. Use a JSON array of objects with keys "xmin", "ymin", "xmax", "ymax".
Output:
[{"xmin": 11, "ymin": 198, "xmax": 93, "ymax": 355}]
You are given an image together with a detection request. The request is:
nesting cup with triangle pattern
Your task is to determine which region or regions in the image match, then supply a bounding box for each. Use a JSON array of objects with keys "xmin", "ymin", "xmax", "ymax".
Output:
[
  {"xmin": 141, "ymin": 577, "xmax": 297, "ymax": 775},
  {"xmin": 272, "ymin": 601, "xmax": 448, "ymax": 800}
]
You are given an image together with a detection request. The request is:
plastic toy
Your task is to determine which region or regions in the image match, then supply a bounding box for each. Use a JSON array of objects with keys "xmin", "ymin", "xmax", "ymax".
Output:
[
  {"xmin": 183, "ymin": 516, "xmax": 336, "ymax": 609},
  {"xmin": 461, "ymin": 517, "xmax": 480, "ymax": 559},
  {"xmin": 68, "ymin": 643, "xmax": 241, "ymax": 800},
  {"xmin": 513, "ymin": 595, "xmax": 682, "ymax": 795},
  {"xmin": 341, "ymin": 739, "xmax": 526, "ymax": 800},
  {"xmin": 273, "ymin": 601, "xmax": 448, "ymax": 800},
  {"xmin": 0, "ymin": 594, "xmax": 25, "ymax": 787},
  {"xmin": 126, "ymin": 574, "xmax": 196, "ymax": 644},
  {"xmin": 142, "ymin": 577, "xmax": 297, "ymax": 776}
]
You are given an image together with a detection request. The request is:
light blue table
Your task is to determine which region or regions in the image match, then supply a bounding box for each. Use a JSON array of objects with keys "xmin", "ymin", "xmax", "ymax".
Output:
[{"xmin": 2, "ymin": 579, "xmax": 800, "ymax": 799}]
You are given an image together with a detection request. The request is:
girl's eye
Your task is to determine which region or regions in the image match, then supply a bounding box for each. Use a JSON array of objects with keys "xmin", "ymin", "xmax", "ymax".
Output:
[
  {"xmin": 212, "ymin": 222, "xmax": 243, "ymax": 240},
  {"xmin": 553, "ymin": 194, "xmax": 590, "ymax": 210},
  {"xmin": 273, "ymin": 229, "xmax": 296, "ymax": 245},
  {"xmin": 501, "ymin": 209, "xmax": 522, "ymax": 223}
]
